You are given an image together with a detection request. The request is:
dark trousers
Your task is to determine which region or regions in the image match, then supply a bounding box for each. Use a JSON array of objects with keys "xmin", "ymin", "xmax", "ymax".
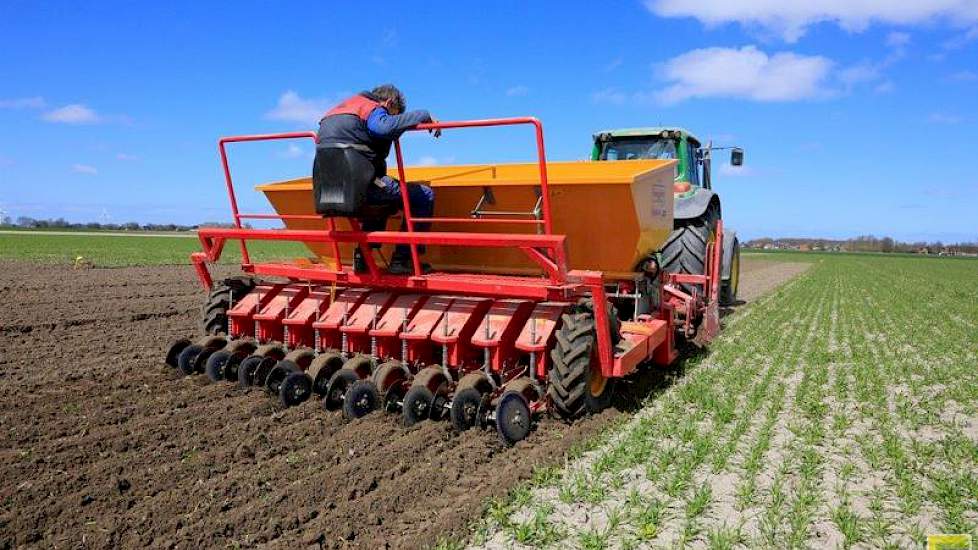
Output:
[{"xmin": 361, "ymin": 176, "xmax": 435, "ymax": 257}]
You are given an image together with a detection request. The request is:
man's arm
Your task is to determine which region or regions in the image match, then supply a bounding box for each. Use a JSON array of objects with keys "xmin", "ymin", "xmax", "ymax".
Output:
[{"xmin": 366, "ymin": 108, "xmax": 433, "ymax": 140}]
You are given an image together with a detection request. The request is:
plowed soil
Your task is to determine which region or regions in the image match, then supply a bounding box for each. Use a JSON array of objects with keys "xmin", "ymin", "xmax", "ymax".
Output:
[{"xmin": 0, "ymin": 257, "xmax": 807, "ymax": 549}]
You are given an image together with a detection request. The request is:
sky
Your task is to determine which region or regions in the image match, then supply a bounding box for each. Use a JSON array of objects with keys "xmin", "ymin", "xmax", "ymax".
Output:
[{"xmin": 1, "ymin": 0, "xmax": 977, "ymax": 242}]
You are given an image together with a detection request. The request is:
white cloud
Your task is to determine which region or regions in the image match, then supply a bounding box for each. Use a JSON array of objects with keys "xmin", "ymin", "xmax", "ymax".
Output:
[
  {"xmin": 591, "ymin": 87, "xmax": 628, "ymax": 105},
  {"xmin": 645, "ymin": 0, "xmax": 978, "ymax": 42},
  {"xmin": 838, "ymin": 62, "xmax": 882, "ymax": 89},
  {"xmin": 71, "ymin": 164, "xmax": 98, "ymax": 175},
  {"xmin": 719, "ymin": 164, "xmax": 756, "ymax": 177},
  {"xmin": 415, "ymin": 155, "xmax": 455, "ymax": 166},
  {"xmin": 655, "ymin": 46, "xmax": 833, "ymax": 104},
  {"xmin": 116, "ymin": 153, "xmax": 139, "ymax": 161},
  {"xmin": 265, "ymin": 91, "xmax": 340, "ymax": 124},
  {"xmin": 943, "ymin": 25, "xmax": 978, "ymax": 49},
  {"xmin": 928, "ymin": 112, "xmax": 962, "ymax": 124},
  {"xmin": 277, "ymin": 143, "xmax": 313, "ymax": 159},
  {"xmin": 886, "ymin": 31, "xmax": 912, "ymax": 47},
  {"xmin": 949, "ymin": 69, "xmax": 978, "ymax": 81},
  {"xmin": 874, "ymin": 80, "xmax": 896, "ymax": 93},
  {"xmin": 0, "ymin": 96, "xmax": 45, "ymax": 110},
  {"xmin": 505, "ymin": 85, "xmax": 529, "ymax": 97},
  {"xmin": 43, "ymin": 104, "xmax": 100, "ymax": 124}
]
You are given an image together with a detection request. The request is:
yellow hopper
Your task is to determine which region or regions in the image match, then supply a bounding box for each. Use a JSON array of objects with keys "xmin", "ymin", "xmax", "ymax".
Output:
[{"xmin": 257, "ymin": 159, "xmax": 675, "ymax": 278}]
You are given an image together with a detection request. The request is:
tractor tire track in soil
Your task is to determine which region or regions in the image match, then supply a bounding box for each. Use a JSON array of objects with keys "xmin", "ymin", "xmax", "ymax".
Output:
[{"xmin": 0, "ymin": 257, "xmax": 807, "ymax": 549}]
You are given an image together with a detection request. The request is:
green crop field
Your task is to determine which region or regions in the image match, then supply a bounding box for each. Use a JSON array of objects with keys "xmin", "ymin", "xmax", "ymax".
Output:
[
  {"xmin": 472, "ymin": 253, "xmax": 978, "ymax": 549},
  {"xmin": 0, "ymin": 231, "xmax": 309, "ymax": 266}
]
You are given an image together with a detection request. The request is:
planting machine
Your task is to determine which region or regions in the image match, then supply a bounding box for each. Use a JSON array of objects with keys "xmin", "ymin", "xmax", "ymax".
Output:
[{"xmin": 164, "ymin": 117, "xmax": 730, "ymax": 445}]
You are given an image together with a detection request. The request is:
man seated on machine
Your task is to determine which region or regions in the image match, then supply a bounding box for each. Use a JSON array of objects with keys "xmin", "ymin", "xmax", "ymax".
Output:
[{"xmin": 313, "ymin": 84, "xmax": 439, "ymax": 274}]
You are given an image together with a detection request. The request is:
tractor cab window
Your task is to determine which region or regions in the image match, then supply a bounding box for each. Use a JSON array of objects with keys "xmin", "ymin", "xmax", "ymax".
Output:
[
  {"xmin": 599, "ymin": 138, "xmax": 677, "ymax": 162},
  {"xmin": 687, "ymin": 141, "xmax": 700, "ymax": 187}
]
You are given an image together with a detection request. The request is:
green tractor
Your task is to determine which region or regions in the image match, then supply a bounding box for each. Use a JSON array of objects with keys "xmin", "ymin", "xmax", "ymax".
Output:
[{"xmin": 592, "ymin": 127, "xmax": 744, "ymax": 306}]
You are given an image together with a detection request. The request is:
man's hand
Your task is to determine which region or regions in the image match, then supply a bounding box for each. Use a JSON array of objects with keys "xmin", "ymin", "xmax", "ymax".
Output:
[{"xmin": 428, "ymin": 116, "xmax": 442, "ymax": 138}]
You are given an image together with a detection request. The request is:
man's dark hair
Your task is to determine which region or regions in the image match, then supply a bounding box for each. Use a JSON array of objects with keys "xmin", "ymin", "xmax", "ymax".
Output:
[{"xmin": 369, "ymin": 84, "xmax": 406, "ymax": 113}]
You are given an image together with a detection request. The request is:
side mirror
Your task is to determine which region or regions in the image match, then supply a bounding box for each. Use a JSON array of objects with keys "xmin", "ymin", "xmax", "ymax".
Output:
[{"xmin": 730, "ymin": 148, "xmax": 744, "ymax": 166}]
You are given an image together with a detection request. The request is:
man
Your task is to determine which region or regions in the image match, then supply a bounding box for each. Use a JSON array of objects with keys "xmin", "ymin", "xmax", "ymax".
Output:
[{"xmin": 314, "ymin": 84, "xmax": 438, "ymax": 274}]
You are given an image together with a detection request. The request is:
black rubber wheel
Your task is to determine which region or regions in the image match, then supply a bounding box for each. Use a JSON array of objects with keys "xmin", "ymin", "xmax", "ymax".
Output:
[
  {"xmin": 661, "ymin": 205, "xmax": 719, "ymax": 294},
  {"xmin": 548, "ymin": 309, "xmax": 615, "ymax": 419},
  {"xmin": 720, "ymin": 236, "xmax": 740, "ymax": 306},
  {"xmin": 342, "ymin": 354, "xmax": 377, "ymax": 378},
  {"xmin": 307, "ymin": 352, "xmax": 345, "ymax": 396},
  {"xmin": 372, "ymin": 361, "xmax": 409, "ymax": 395},
  {"xmin": 576, "ymin": 299, "xmax": 621, "ymax": 347},
  {"xmin": 252, "ymin": 357, "xmax": 278, "ymax": 388},
  {"xmin": 205, "ymin": 351, "xmax": 231, "ymax": 382},
  {"xmin": 402, "ymin": 385, "xmax": 434, "ymax": 427},
  {"xmin": 201, "ymin": 276, "xmax": 255, "ymax": 336},
  {"xmin": 165, "ymin": 338, "xmax": 191, "ymax": 368},
  {"xmin": 177, "ymin": 344, "xmax": 204, "ymax": 376},
  {"xmin": 223, "ymin": 352, "xmax": 246, "ymax": 381},
  {"xmin": 382, "ymin": 382, "xmax": 408, "ymax": 414},
  {"xmin": 343, "ymin": 379, "xmax": 381, "ymax": 420},
  {"xmin": 283, "ymin": 348, "xmax": 316, "ymax": 369},
  {"xmin": 279, "ymin": 372, "xmax": 312, "ymax": 407},
  {"xmin": 237, "ymin": 355, "xmax": 263, "ymax": 387},
  {"xmin": 322, "ymin": 369, "xmax": 359, "ymax": 411},
  {"xmin": 496, "ymin": 391, "xmax": 532, "ymax": 446},
  {"xmin": 265, "ymin": 360, "xmax": 298, "ymax": 396},
  {"xmin": 192, "ymin": 348, "xmax": 214, "ymax": 374},
  {"xmin": 450, "ymin": 387, "xmax": 484, "ymax": 432}
]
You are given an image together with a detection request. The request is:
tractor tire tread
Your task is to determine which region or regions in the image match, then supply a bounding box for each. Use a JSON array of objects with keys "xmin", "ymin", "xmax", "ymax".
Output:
[
  {"xmin": 548, "ymin": 310, "xmax": 596, "ymax": 419},
  {"xmin": 200, "ymin": 277, "xmax": 256, "ymax": 336}
]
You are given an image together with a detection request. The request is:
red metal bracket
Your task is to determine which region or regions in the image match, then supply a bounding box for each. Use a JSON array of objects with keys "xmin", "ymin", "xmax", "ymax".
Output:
[
  {"xmin": 401, "ymin": 295, "xmax": 454, "ymax": 365},
  {"xmin": 431, "ymin": 297, "xmax": 493, "ymax": 368},
  {"xmin": 369, "ymin": 294, "xmax": 429, "ymax": 360},
  {"xmin": 312, "ymin": 289, "xmax": 371, "ymax": 352},
  {"xmin": 471, "ymin": 299, "xmax": 534, "ymax": 373}
]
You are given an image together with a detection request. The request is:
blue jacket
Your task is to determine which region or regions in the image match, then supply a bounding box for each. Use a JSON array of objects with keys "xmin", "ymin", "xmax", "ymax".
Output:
[{"xmin": 316, "ymin": 92, "xmax": 432, "ymax": 177}]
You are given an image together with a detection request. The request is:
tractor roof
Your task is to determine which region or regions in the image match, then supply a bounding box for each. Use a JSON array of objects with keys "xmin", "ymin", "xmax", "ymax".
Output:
[{"xmin": 594, "ymin": 127, "xmax": 701, "ymax": 146}]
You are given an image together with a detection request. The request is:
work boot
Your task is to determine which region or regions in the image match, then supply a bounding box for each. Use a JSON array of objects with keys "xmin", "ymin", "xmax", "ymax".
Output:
[
  {"xmin": 353, "ymin": 248, "xmax": 368, "ymax": 274},
  {"xmin": 388, "ymin": 253, "xmax": 431, "ymax": 275}
]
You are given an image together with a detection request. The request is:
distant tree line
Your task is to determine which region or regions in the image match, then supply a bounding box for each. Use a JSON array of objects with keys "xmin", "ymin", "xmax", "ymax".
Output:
[
  {"xmin": 0, "ymin": 216, "xmax": 250, "ymax": 231},
  {"xmin": 745, "ymin": 235, "xmax": 978, "ymax": 256}
]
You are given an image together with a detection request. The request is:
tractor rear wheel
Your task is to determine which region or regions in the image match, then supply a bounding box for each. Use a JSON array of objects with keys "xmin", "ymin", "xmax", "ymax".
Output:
[
  {"xmin": 661, "ymin": 206, "xmax": 719, "ymax": 295},
  {"xmin": 547, "ymin": 309, "xmax": 615, "ymax": 419},
  {"xmin": 201, "ymin": 276, "xmax": 255, "ymax": 336}
]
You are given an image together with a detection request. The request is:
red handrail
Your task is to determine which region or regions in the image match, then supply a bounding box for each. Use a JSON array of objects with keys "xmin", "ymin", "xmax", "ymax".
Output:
[
  {"xmin": 215, "ymin": 117, "xmax": 557, "ymax": 278},
  {"xmin": 218, "ymin": 131, "xmax": 319, "ymax": 265},
  {"xmin": 392, "ymin": 117, "xmax": 551, "ymax": 276}
]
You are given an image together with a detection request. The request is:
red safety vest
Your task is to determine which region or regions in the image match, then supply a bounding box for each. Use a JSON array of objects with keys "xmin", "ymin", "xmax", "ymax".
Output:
[{"xmin": 323, "ymin": 94, "xmax": 380, "ymax": 121}]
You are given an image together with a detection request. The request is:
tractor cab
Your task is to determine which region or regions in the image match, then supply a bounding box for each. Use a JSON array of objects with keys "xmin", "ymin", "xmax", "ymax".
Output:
[
  {"xmin": 592, "ymin": 126, "xmax": 744, "ymax": 307},
  {"xmin": 592, "ymin": 127, "xmax": 743, "ymax": 198}
]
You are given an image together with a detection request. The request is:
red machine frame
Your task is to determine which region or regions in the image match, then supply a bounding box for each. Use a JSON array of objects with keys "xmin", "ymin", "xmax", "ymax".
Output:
[{"xmin": 190, "ymin": 117, "xmax": 722, "ymax": 381}]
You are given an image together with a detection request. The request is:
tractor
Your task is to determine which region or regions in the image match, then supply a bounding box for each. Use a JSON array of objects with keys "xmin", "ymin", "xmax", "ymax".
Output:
[{"xmin": 592, "ymin": 127, "xmax": 743, "ymax": 306}]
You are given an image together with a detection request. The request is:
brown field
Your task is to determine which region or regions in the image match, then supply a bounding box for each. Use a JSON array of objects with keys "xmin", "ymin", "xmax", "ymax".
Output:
[{"xmin": 0, "ymin": 258, "xmax": 806, "ymax": 549}]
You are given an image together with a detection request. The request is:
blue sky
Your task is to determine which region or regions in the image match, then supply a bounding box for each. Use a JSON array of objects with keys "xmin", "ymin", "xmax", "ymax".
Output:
[{"xmin": 1, "ymin": 1, "xmax": 976, "ymax": 242}]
